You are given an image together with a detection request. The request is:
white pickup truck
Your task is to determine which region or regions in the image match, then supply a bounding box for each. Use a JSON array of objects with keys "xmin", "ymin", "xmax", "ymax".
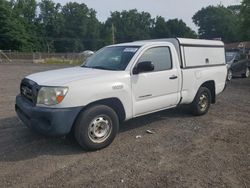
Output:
[{"xmin": 16, "ymin": 38, "xmax": 227, "ymax": 150}]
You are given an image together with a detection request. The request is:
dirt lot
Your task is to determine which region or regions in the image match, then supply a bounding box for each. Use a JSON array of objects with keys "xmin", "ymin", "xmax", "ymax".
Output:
[{"xmin": 0, "ymin": 63, "xmax": 249, "ymax": 188}]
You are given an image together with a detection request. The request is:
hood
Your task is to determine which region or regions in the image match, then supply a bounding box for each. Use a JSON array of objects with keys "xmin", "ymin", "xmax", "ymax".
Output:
[{"xmin": 26, "ymin": 66, "xmax": 118, "ymax": 86}]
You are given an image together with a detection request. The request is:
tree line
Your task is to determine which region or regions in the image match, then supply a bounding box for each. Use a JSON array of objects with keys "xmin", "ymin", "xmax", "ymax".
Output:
[{"xmin": 0, "ymin": 0, "xmax": 249, "ymax": 52}]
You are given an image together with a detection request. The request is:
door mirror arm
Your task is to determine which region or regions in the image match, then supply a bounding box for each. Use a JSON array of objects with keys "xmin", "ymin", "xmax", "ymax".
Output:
[{"xmin": 133, "ymin": 65, "xmax": 139, "ymax": 74}]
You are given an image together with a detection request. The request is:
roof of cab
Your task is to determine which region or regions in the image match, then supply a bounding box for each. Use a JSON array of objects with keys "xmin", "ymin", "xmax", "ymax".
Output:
[{"xmin": 110, "ymin": 41, "xmax": 163, "ymax": 47}]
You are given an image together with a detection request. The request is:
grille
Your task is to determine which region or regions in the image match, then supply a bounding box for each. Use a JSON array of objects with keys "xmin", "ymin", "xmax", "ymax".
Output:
[{"xmin": 20, "ymin": 78, "xmax": 39, "ymax": 104}]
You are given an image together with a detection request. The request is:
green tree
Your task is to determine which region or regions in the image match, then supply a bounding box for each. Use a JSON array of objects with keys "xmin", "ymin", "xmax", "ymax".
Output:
[
  {"xmin": 59, "ymin": 2, "xmax": 101, "ymax": 52},
  {"xmin": 0, "ymin": 0, "xmax": 34, "ymax": 51},
  {"xmin": 11, "ymin": 0, "xmax": 37, "ymax": 23},
  {"xmin": 193, "ymin": 5, "xmax": 239, "ymax": 42},
  {"xmin": 240, "ymin": 0, "xmax": 250, "ymax": 40},
  {"xmin": 38, "ymin": 0, "xmax": 62, "ymax": 52},
  {"xmin": 0, "ymin": 0, "xmax": 208, "ymax": 52},
  {"xmin": 151, "ymin": 17, "xmax": 196, "ymax": 39},
  {"xmin": 83, "ymin": 9, "xmax": 101, "ymax": 50},
  {"xmin": 105, "ymin": 9, "xmax": 153, "ymax": 43},
  {"xmin": 11, "ymin": 0, "xmax": 42, "ymax": 51},
  {"xmin": 99, "ymin": 23, "xmax": 113, "ymax": 46},
  {"xmin": 227, "ymin": 5, "xmax": 241, "ymax": 15},
  {"xmin": 167, "ymin": 19, "xmax": 197, "ymax": 38},
  {"xmin": 151, "ymin": 16, "xmax": 170, "ymax": 38}
]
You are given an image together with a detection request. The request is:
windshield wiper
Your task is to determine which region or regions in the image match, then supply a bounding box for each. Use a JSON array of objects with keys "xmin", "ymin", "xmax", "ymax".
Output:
[
  {"xmin": 82, "ymin": 65, "xmax": 119, "ymax": 71},
  {"xmin": 90, "ymin": 66, "xmax": 111, "ymax": 70},
  {"xmin": 81, "ymin": 65, "xmax": 89, "ymax": 68}
]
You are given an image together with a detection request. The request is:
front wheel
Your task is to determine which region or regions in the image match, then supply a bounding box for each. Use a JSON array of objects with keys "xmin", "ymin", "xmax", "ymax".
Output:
[
  {"xmin": 242, "ymin": 67, "xmax": 250, "ymax": 78},
  {"xmin": 191, "ymin": 87, "xmax": 211, "ymax": 116},
  {"xmin": 74, "ymin": 105, "xmax": 119, "ymax": 150}
]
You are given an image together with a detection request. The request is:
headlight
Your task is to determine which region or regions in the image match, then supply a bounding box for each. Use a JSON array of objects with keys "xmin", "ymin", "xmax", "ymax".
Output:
[{"xmin": 37, "ymin": 87, "xmax": 68, "ymax": 106}]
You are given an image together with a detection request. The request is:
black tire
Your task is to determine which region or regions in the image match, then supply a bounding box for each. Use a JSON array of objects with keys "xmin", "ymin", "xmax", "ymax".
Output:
[
  {"xmin": 242, "ymin": 67, "xmax": 250, "ymax": 78},
  {"xmin": 191, "ymin": 87, "xmax": 211, "ymax": 116},
  {"xmin": 74, "ymin": 105, "xmax": 119, "ymax": 151}
]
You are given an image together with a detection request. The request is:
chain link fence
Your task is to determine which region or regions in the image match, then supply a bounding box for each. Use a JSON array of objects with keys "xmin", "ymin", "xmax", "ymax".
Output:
[{"xmin": 0, "ymin": 51, "xmax": 86, "ymax": 64}]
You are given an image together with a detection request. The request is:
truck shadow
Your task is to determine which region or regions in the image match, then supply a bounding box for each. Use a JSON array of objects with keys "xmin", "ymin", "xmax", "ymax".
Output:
[
  {"xmin": 120, "ymin": 106, "xmax": 191, "ymax": 132},
  {"xmin": 0, "ymin": 106, "xmax": 192, "ymax": 162},
  {"xmin": 0, "ymin": 117, "xmax": 83, "ymax": 162}
]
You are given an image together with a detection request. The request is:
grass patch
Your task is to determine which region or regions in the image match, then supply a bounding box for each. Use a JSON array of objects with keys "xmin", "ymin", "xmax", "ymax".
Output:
[{"xmin": 44, "ymin": 58, "xmax": 83, "ymax": 65}]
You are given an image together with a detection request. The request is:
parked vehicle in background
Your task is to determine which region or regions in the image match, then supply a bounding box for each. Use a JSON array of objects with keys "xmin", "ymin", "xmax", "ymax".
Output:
[
  {"xmin": 15, "ymin": 38, "xmax": 227, "ymax": 150},
  {"xmin": 226, "ymin": 51, "xmax": 250, "ymax": 81}
]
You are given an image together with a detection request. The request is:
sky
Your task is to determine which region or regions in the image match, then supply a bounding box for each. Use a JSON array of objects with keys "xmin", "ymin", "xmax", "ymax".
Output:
[{"xmin": 54, "ymin": 0, "xmax": 241, "ymax": 30}]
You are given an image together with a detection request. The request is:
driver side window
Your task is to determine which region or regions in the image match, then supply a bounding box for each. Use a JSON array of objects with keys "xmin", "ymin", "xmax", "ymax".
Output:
[{"xmin": 138, "ymin": 47, "xmax": 172, "ymax": 72}]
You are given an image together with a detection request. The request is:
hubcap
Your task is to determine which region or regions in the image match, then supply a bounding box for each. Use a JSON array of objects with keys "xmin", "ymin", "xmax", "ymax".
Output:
[
  {"xmin": 246, "ymin": 68, "xmax": 249, "ymax": 77},
  {"xmin": 198, "ymin": 94, "xmax": 208, "ymax": 112},
  {"xmin": 88, "ymin": 116, "xmax": 112, "ymax": 143}
]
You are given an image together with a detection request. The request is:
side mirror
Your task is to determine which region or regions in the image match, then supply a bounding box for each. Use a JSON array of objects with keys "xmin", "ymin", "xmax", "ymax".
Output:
[{"xmin": 133, "ymin": 61, "xmax": 154, "ymax": 74}]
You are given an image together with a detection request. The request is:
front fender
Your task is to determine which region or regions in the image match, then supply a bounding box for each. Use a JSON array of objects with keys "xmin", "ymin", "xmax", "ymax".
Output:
[{"xmin": 55, "ymin": 76, "xmax": 133, "ymax": 120}]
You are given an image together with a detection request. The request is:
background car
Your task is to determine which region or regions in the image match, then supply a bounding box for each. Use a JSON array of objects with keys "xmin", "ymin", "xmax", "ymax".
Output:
[{"xmin": 226, "ymin": 51, "xmax": 250, "ymax": 81}]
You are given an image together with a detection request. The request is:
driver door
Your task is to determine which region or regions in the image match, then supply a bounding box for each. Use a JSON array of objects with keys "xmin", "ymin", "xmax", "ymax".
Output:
[{"xmin": 131, "ymin": 46, "xmax": 181, "ymax": 116}]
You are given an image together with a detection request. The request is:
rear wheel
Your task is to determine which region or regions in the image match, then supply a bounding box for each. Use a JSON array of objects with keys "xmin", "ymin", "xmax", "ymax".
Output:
[
  {"xmin": 74, "ymin": 105, "xmax": 119, "ymax": 150},
  {"xmin": 191, "ymin": 87, "xmax": 211, "ymax": 116},
  {"xmin": 242, "ymin": 67, "xmax": 249, "ymax": 78}
]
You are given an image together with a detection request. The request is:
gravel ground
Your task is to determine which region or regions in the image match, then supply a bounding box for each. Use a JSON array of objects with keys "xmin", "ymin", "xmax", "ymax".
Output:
[{"xmin": 0, "ymin": 63, "xmax": 249, "ymax": 188}]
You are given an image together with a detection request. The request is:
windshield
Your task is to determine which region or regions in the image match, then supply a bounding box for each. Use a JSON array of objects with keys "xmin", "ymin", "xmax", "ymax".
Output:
[
  {"xmin": 226, "ymin": 52, "xmax": 236, "ymax": 63},
  {"xmin": 82, "ymin": 46, "xmax": 140, "ymax": 70}
]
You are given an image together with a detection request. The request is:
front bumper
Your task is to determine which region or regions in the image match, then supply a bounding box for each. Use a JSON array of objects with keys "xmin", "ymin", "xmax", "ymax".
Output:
[{"xmin": 15, "ymin": 95, "xmax": 82, "ymax": 136}]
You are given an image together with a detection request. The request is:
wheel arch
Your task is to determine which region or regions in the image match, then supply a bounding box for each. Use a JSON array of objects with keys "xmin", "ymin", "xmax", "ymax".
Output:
[
  {"xmin": 75, "ymin": 97, "xmax": 126, "ymax": 124},
  {"xmin": 200, "ymin": 80, "xmax": 216, "ymax": 104}
]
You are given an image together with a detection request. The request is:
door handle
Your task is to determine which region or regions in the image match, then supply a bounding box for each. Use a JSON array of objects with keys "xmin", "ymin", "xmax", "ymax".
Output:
[{"xmin": 169, "ymin": 75, "xmax": 178, "ymax": 79}]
